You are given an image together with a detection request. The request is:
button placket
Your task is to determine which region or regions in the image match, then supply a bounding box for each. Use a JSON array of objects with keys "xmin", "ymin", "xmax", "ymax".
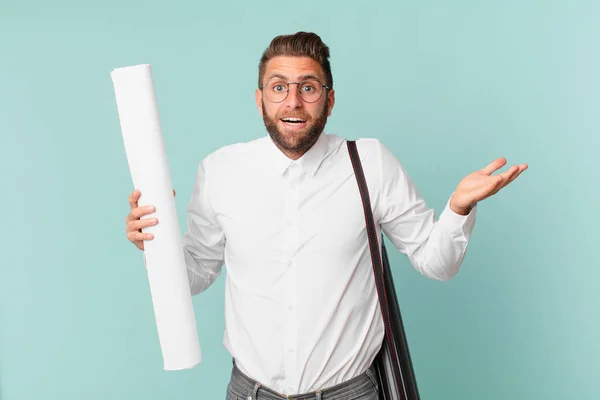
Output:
[{"xmin": 283, "ymin": 164, "xmax": 301, "ymax": 392}]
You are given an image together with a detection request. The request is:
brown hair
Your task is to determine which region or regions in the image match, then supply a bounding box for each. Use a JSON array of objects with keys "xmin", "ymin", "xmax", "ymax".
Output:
[{"xmin": 258, "ymin": 31, "xmax": 333, "ymax": 89}]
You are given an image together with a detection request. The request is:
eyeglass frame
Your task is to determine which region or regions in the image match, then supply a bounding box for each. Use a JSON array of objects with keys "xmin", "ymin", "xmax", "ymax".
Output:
[{"xmin": 259, "ymin": 78, "xmax": 331, "ymax": 103}]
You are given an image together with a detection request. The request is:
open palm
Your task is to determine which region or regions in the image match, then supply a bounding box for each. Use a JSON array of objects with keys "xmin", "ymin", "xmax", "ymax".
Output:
[{"xmin": 451, "ymin": 158, "xmax": 528, "ymax": 213}]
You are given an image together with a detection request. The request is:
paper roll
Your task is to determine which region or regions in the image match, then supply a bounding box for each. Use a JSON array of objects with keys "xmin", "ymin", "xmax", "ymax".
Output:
[{"xmin": 111, "ymin": 64, "xmax": 201, "ymax": 370}]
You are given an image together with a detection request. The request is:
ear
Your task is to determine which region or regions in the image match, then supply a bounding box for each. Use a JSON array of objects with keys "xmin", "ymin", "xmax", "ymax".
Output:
[
  {"xmin": 326, "ymin": 88, "xmax": 335, "ymax": 117},
  {"xmin": 255, "ymin": 88, "xmax": 263, "ymax": 116}
]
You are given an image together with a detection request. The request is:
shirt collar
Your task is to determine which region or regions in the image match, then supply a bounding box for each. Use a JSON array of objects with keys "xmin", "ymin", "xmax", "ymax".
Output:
[{"xmin": 265, "ymin": 132, "xmax": 330, "ymax": 177}]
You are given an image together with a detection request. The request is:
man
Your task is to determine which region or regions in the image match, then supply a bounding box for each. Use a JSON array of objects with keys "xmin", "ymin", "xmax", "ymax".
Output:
[{"xmin": 125, "ymin": 32, "xmax": 527, "ymax": 400}]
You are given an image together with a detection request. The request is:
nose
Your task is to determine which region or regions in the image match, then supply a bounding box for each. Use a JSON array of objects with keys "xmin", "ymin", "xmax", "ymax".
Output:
[{"xmin": 284, "ymin": 83, "xmax": 303, "ymax": 109}]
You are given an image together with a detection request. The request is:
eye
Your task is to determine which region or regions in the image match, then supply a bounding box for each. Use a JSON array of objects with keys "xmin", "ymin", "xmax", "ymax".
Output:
[
  {"xmin": 271, "ymin": 82, "xmax": 287, "ymax": 92},
  {"xmin": 300, "ymin": 82, "xmax": 316, "ymax": 92}
]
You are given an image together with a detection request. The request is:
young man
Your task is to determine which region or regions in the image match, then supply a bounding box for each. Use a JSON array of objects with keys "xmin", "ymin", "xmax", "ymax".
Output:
[{"xmin": 125, "ymin": 32, "xmax": 527, "ymax": 400}]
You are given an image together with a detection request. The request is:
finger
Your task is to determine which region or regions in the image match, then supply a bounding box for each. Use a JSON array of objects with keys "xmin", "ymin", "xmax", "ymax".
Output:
[
  {"xmin": 506, "ymin": 164, "xmax": 528, "ymax": 185},
  {"xmin": 127, "ymin": 205, "xmax": 156, "ymax": 222},
  {"xmin": 480, "ymin": 158, "xmax": 507, "ymax": 175},
  {"xmin": 498, "ymin": 163, "xmax": 527, "ymax": 186},
  {"xmin": 128, "ymin": 189, "xmax": 141, "ymax": 209},
  {"xmin": 128, "ymin": 217, "xmax": 158, "ymax": 232},
  {"xmin": 497, "ymin": 165, "xmax": 520, "ymax": 181},
  {"xmin": 127, "ymin": 231, "xmax": 154, "ymax": 242}
]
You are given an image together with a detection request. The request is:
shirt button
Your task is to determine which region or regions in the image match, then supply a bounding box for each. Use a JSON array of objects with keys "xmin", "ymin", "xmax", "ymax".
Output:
[{"xmin": 287, "ymin": 261, "xmax": 293, "ymax": 267}]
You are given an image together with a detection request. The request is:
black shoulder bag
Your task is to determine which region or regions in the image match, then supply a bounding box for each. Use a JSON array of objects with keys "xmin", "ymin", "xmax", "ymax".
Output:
[{"xmin": 347, "ymin": 140, "xmax": 421, "ymax": 400}]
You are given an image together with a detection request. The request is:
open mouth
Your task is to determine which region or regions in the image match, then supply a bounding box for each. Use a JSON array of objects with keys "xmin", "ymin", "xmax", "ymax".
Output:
[{"xmin": 280, "ymin": 117, "xmax": 307, "ymax": 125}]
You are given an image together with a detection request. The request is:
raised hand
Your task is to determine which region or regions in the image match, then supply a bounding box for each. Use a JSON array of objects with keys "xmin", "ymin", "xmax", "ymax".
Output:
[
  {"xmin": 450, "ymin": 158, "xmax": 528, "ymax": 215},
  {"xmin": 125, "ymin": 189, "xmax": 176, "ymax": 250}
]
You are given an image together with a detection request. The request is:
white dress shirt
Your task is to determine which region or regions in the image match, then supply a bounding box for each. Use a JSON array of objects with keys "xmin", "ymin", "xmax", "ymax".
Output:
[{"xmin": 180, "ymin": 132, "xmax": 476, "ymax": 395}]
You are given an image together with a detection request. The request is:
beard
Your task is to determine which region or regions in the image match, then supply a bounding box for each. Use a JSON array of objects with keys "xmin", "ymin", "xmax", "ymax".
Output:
[{"xmin": 262, "ymin": 100, "xmax": 329, "ymax": 156}]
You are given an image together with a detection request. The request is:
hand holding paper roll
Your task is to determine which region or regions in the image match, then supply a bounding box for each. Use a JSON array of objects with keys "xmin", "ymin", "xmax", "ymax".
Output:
[{"xmin": 125, "ymin": 188, "xmax": 176, "ymax": 251}]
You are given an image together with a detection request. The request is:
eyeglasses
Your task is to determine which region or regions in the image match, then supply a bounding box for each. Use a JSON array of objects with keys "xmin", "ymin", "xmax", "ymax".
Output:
[{"xmin": 260, "ymin": 78, "xmax": 330, "ymax": 103}]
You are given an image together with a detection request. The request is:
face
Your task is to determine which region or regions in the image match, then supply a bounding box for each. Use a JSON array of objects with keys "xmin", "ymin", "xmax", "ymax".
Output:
[{"xmin": 256, "ymin": 56, "xmax": 335, "ymax": 159}]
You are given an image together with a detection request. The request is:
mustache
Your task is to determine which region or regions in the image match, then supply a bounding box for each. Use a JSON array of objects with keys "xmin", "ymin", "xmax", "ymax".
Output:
[{"xmin": 277, "ymin": 112, "xmax": 311, "ymax": 121}]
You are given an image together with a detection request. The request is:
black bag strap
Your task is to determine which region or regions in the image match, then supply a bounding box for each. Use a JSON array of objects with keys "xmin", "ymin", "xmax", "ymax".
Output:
[{"xmin": 347, "ymin": 140, "xmax": 405, "ymax": 398}]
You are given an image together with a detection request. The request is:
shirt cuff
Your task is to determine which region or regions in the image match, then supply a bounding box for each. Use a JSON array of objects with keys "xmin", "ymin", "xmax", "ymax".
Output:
[{"xmin": 437, "ymin": 193, "xmax": 477, "ymax": 241}]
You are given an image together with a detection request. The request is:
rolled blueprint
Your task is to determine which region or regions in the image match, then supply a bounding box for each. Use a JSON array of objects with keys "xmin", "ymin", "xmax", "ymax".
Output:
[{"xmin": 110, "ymin": 64, "xmax": 201, "ymax": 370}]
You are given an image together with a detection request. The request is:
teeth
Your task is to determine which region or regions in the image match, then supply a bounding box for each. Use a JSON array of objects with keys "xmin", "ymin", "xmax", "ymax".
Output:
[{"xmin": 283, "ymin": 118, "xmax": 305, "ymax": 122}]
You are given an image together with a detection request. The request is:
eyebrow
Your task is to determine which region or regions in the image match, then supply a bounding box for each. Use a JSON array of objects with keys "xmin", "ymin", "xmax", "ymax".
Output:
[{"xmin": 266, "ymin": 73, "xmax": 323, "ymax": 82}]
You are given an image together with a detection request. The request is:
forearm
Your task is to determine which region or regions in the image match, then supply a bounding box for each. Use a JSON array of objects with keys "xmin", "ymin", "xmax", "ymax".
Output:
[{"xmin": 406, "ymin": 197, "xmax": 477, "ymax": 281}]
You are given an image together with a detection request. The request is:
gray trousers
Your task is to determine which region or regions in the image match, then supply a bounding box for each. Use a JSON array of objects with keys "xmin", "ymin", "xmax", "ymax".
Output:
[{"xmin": 226, "ymin": 359, "xmax": 380, "ymax": 400}]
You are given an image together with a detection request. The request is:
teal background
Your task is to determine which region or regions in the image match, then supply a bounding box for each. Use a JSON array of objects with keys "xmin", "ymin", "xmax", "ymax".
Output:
[{"xmin": 1, "ymin": 0, "xmax": 598, "ymax": 399}]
